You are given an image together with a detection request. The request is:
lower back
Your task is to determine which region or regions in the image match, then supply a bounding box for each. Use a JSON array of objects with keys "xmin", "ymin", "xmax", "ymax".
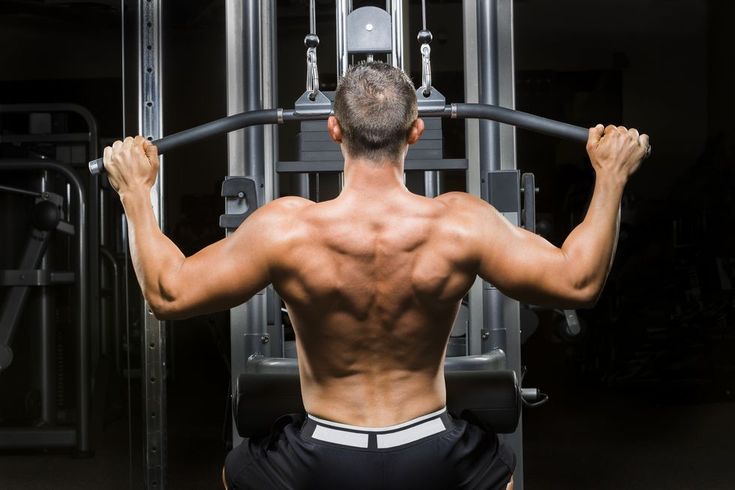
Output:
[{"xmin": 285, "ymin": 298, "xmax": 462, "ymax": 426}]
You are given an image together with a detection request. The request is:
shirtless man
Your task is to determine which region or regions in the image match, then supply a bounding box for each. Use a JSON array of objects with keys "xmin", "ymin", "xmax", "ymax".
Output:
[{"xmin": 104, "ymin": 62, "xmax": 649, "ymax": 490}]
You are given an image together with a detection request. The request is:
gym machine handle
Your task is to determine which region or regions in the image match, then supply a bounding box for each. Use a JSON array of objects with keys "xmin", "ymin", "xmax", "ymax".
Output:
[
  {"xmin": 452, "ymin": 103, "xmax": 588, "ymax": 142},
  {"xmin": 88, "ymin": 109, "xmax": 283, "ymax": 175},
  {"xmin": 88, "ymin": 104, "xmax": 651, "ymax": 175},
  {"xmin": 451, "ymin": 103, "xmax": 651, "ymax": 158}
]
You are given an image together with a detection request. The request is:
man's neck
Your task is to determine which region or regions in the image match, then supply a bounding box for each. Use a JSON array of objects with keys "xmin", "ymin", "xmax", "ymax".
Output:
[{"xmin": 341, "ymin": 154, "xmax": 407, "ymax": 198}]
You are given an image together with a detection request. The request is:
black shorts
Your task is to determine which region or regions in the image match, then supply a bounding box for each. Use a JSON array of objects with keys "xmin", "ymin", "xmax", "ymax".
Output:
[{"xmin": 224, "ymin": 408, "xmax": 515, "ymax": 490}]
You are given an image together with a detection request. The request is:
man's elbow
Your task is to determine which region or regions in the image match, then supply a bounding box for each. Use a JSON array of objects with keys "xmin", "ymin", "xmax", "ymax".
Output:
[
  {"xmin": 145, "ymin": 286, "xmax": 188, "ymax": 320},
  {"xmin": 146, "ymin": 295, "xmax": 180, "ymax": 320},
  {"xmin": 145, "ymin": 272, "xmax": 188, "ymax": 320},
  {"xmin": 564, "ymin": 282, "xmax": 602, "ymax": 309}
]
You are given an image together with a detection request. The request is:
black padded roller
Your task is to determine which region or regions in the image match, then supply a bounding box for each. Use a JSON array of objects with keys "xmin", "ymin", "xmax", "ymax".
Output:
[{"xmin": 234, "ymin": 368, "xmax": 520, "ymax": 439}]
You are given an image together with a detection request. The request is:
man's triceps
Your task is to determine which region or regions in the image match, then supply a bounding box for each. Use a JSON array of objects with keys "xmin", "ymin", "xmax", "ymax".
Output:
[
  {"xmin": 474, "ymin": 204, "xmax": 594, "ymax": 308},
  {"xmin": 149, "ymin": 212, "xmax": 273, "ymax": 319}
]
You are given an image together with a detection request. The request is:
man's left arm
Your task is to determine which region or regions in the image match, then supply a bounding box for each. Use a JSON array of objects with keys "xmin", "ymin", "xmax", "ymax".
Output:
[{"xmin": 105, "ymin": 136, "xmax": 272, "ymax": 320}]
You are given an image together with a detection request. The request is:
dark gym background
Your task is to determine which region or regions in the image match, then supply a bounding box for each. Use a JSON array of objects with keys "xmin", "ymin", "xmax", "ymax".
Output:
[{"xmin": 0, "ymin": 0, "xmax": 733, "ymax": 489}]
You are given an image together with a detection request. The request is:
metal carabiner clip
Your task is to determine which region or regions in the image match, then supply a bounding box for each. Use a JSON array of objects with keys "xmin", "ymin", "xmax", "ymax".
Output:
[
  {"xmin": 304, "ymin": 33, "xmax": 320, "ymax": 101},
  {"xmin": 420, "ymin": 43, "xmax": 432, "ymax": 97}
]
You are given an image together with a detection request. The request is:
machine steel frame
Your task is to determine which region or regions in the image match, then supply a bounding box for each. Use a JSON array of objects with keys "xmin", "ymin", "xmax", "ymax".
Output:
[
  {"xmin": 470, "ymin": 1, "xmax": 525, "ymax": 487},
  {"xmin": 139, "ymin": 0, "xmax": 166, "ymax": 488}
]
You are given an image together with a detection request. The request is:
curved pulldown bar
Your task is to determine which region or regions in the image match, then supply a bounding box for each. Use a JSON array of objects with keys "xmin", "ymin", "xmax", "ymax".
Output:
[{"xmin": 89, "ymin": 104, "xmax": 649, "ymax": 175}]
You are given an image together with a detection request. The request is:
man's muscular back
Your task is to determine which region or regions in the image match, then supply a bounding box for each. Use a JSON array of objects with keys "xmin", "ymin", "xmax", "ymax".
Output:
[{"xmin": 268, "ymin": 191, "xmax": 480, "ymax": 427}]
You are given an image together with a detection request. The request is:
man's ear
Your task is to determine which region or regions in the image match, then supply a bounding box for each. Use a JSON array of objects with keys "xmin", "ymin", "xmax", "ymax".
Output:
[
  {"xmin": 327, "ymin": 116, "xmax": 343, "ymax": 144},
  {"xmin": 407, "ymin": 118, "xmax": 425, "ymax": 145}
]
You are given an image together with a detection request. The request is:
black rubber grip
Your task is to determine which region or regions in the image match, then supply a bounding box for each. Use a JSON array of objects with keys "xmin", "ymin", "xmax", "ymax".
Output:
[
  {"xmin": 454, "ymin": 103, "xmax": 651, "ymax": 158},
  {"xmin": 89, "ymin": 109, "xmax": 281, "ymax": 175},
  {"xmin": 453, "ymin": 103, "xmax": 589, "ymax": 142}
]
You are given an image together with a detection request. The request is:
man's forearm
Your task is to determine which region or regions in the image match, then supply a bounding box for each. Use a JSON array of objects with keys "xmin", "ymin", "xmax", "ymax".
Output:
[
  {"xmin": 121, "ymin": 189, "xmax": 185, "ymax": 311},
  {"xmin": 560, "ymin": 171, "xmax": 625, "ymax": 300}
]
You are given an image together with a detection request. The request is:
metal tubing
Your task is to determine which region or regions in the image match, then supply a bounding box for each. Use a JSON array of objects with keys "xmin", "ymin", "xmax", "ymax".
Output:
[
  {"xmin": 243, "ymin": 0, "xmax": 264, "ymax": 194},
  {"xmin": 100, "ymin": 248, "xmax": 122, "ymax": 373},
  {"xmin": 225, "ymin": 0, "xmax": 272, "ymax": 448},
  {"xmin": 475, "ymin": 2, "xmax": 523, "ymax": 486},
  {"xmin": 262, "ymin": 0, "xmax": 278, "ymax": 203},
  {"xmin": 309, "ymin": 0, "xmax": 316, "ymax": 35},
  {"xmin": 0, "ymin": 159, "xmax": 88, "ymax": 453},
  {"xmin": 0, "ymin": 184, "xmax": 43, "ymax": 197},
  {"xmin": 226, "ymin": 0, "xmax": 246, "ymax": 448},
  {"xmin": 139, "ymin": 0, "xmax": 166, "ymax": 486},
  {"xmin": 424, "ymin": 171, "xmax": 439, "ymax": 197},
  {"xmin": 39, "ymin": 267, "xmax": 56, "ymax": 425},
  {"xmin": 336, "ymin": 0, "xmax": 349, "ymax": 79},
  {"xmin": 462, "ymin": 0, "xmax": 483, "ymax": 358},
  {"xmin": 478, "ymin": 0, "xmax": 501, "ymax": 181},
  {"xmin": 390, "ymin": 0, "xmax": 405, "ymax": 70}
]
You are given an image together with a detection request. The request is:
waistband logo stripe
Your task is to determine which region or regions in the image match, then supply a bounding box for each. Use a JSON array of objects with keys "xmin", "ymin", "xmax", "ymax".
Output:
[
  {"xmin": 376, "ymin": 418, "xmax": 446, "ymax": 449},
  {"xmin": 309, "ymin": 415, "xmax": 448, "ymax": 449},
  {"xmin": 312, "ymin": 425, "xmax": 370, "ymax": 448}
]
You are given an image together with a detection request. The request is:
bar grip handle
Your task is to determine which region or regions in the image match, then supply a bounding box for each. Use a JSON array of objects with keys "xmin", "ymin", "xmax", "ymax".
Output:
[
  {"xmin": 89, "ymin": 158, "xmax": 105, "ymax": 175},
  {"xmin": 451, "ymin": 103, "xmax": 651, "ymax": 158},
  {"xmin": 88, "ymin": 109, "xmax": 282, "ymax": 175}
]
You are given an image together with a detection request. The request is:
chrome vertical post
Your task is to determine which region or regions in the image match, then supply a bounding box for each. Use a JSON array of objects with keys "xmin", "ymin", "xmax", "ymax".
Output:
[
  {"xmin": 390, "ymin": 0, "xmax": 405, "ymax": 70},
  {"xmin": 138, "ymin": 0, "xmax": 166, "ymax": 487}
]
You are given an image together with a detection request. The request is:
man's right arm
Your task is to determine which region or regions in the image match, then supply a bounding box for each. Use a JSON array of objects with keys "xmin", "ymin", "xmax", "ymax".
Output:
[{"xmin": 466, "ymin": 124, "xmax": 649, "ymax": 308}]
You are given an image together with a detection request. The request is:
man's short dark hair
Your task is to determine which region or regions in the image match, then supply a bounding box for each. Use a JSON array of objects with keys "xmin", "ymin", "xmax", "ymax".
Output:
[{"xmin": 333, "ymin": 61, "xmax": 418, "ymax": 161}]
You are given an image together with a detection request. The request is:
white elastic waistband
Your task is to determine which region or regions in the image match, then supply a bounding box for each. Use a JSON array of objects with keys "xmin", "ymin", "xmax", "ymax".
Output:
[
  {"xmin": 307, "ymin": 407, "xmax": 448, "ymax": 449},
  {"xmin": 307, "ymin": 407, "xmax": 447, "ymax": 432}
]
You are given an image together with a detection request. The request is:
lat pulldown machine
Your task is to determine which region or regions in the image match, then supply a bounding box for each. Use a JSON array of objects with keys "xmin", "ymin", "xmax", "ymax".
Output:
[{"xmin": 91, "ymin": 1, "xmax": 649, "ymax": 488}]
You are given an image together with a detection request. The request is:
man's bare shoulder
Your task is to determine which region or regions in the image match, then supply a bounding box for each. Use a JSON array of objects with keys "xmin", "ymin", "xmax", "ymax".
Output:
[
  {"xmin": 232, "ymin": 196, "xmax": 315, "ymax": 246},
  {"xmin": 435, "ymin": 191, "xmax": 484, "ymax": 206},
  {"xmin": 434, "ymin": 191, "xmax": 496, "ymax": 222},
  {"xmin": 432, "ymin": 192, "xmax": 509, "ymax": 255},
  {"xmin": 248, "ymin": 196, "xmax": 315, "ymax": 225},
  {"xmin": 265, "ymin": 195, "xmax": 316, "ymax": 212}
]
